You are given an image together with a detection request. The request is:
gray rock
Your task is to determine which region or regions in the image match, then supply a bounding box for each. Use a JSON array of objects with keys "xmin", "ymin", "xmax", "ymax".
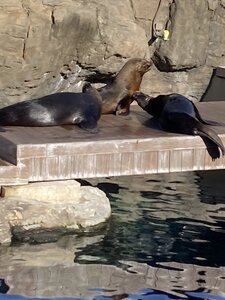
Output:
[
  {"xmin": 141, "ymin": 65, "xmax": 213, "ymax": 101},
  {"xmin": 153, "ymin": 0, "xmax": 210, "ymax": 71},
  {"xmin": 0, "ymin": 182, "xmax": 111, "ymax": 245},
  {"xmin": 2, "ymin": 180, "xmax": 81, "ymax": 203},
  {"xmin": 0, "ymin": 208, "xmax": 11, "ymax": 245}
]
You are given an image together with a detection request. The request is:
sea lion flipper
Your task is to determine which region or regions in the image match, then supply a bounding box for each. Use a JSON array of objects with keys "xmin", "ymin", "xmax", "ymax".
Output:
[
  {"xmin": 164, "ymin": 112, "xmax": 225, "ymax": 158},
  {"xmin": 115, "ymin": 89, "xmax": 131, "ymax": 116},
  {"xmin": 78, "ymin": 118, "xmax": 99, "ymax": 133},
  {"xmin": 195, "ymin": 123, "xmax": 225, "ymax": 156}
]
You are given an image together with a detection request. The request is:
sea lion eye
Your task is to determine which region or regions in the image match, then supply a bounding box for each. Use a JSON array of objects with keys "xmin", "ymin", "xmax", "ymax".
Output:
[
  {"xmin": 193, "ymin": 129, "xmax": 198, "ymax": 135},
  {"xmin": 137, "ymin": 64, "xmax": 143, "ymax": 72}
]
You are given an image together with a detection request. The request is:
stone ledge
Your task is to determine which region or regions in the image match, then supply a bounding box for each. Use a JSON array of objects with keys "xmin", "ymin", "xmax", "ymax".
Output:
[{"xmin": 1, "ymin": 180, "xmax": 81, "ymax": 203}]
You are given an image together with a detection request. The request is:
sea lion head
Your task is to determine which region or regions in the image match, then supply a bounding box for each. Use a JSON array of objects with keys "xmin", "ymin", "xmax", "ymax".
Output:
[
  {"xmin": 132, "ymin": 92, "xmax": 167, "ymax": 118},
  {"xmin": 132, "ymin": 91, "xmax": 152, "ymax": 108},
  {"xmin": 82, "ymin": 81, "xmax": 92, "ymax": 93},
  {"xmin": 135, "ymin": 58, "xmax": 152, "ymax": 75},
  {"xmin": 82, "ymin": 81, "xmax": 102, "ymax": 103},
  {"xmin": 115, "ymin": 58, "xmax": 152, "ymax": 93},
  {"xmin": 120, "ymin": 58, "xmax": 152, "ymax": 76}
]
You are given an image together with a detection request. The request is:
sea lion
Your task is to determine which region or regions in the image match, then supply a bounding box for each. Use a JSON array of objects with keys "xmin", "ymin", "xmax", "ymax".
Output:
[
  {"xmin": 132, "ymin": 92, "xmax": 225, "ymax": 158},
  {"xmin": 98, "ymin": 58, "xmax": 152, "ymax": 115},
  {"xmin": 0, "ymin": 82, "xmax": 102, "ymax": 133},
  {"xmin": 0, "ymin": 278, "xmax": 9, "ymax": 294}
]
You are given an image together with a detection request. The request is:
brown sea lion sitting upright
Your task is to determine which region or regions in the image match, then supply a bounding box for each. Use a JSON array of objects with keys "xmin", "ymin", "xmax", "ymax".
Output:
[{"xmin": 98, "ymin": 58, "xmax": 152, "ymax": 115}]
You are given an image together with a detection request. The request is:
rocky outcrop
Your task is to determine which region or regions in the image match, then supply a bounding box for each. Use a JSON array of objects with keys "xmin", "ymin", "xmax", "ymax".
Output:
[
  {"xmin": 153, "ymin": 1, "xmax": 210, "ymax": 71},
  {"xmin": 0, "ymin": 0, "xmax": 225, "ymax": 105},
  {"xmin": 144, "ymin": 0, "xmax": 225, "ymax": 100},
  {"xmin": 0, "ymin": 0, "xmax": 149, "ymax": 106},
  {"xmin": 0, "ymin": 180, "xmax": 111, "ymax": 245}
]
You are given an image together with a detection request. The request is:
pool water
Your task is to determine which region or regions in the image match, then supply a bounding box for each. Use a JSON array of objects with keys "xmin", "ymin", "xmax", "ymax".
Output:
[{"xmin": 0, "ymin": 170, "xmax": 225, "ymax": 299}]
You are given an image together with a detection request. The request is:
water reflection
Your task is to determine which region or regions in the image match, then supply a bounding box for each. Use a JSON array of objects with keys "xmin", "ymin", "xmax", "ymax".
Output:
[
  {"xmin": 77, "ymin": 171, "xmax": 225, "ymax": 267},
  {"xmin": 1, "ymin": 170, "xmax": 225, "ymax": 299}
]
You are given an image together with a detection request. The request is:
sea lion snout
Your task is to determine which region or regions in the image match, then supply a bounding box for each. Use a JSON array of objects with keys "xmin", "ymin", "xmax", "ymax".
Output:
[
  {"xmin": 132, "ymin": 91, "xmax": 151, "ymax": 108},
  {"xmin": 138, "ymin": 59, "xmax": 152, "ymax": 73},
  {"xmin": 144, "ymin": 60, "xmax": 152, "ymax": 69},
  {"xmin": 132, "ymin": 91, "xmax": 145, "ymax": 100},
  {"xmin": 82, "ymin": 81, "xmax": 92, "ymax": 93}
]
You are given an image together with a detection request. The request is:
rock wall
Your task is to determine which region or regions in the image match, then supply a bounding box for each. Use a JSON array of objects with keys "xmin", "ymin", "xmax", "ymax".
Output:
[{"xmin": 0, "ymin": 0, "xmax": 225, "ymax": 106}]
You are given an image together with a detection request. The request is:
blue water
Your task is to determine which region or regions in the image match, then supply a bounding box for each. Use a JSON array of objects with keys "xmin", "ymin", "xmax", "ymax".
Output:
[
  {"xmin": 0, "ymin": 290, "xmax": 224, "ymax": 300},
  {"xmin": 1, "ymin": 170, "xmax": 225, "ymax": 300}
]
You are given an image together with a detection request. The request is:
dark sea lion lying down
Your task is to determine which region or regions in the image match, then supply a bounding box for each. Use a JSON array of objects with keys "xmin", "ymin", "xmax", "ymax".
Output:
[
  {"xmin": 98, "ymin": 58, "xmax": 152, "ymax": 115},
  {"xmin": 132, "ymin": 92, "xmax": 225, "ymax": 158},
  {"xmin": 0, "ymin": 82, "xmax": 102, "ymax": 133}
]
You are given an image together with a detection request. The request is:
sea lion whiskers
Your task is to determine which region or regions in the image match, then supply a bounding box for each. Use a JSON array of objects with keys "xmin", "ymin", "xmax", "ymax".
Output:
[{"xmin": 132, "ymin": 91, "xmax": 152, "ymax": 106}]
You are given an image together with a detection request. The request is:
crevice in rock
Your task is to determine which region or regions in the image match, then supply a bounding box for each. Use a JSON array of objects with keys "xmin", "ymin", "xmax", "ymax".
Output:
[
  {"xmin": 220, "ymin": 0, "xmax": 225, "ymax": 9},
  {"xmin": 156, "ymin": 65, "xmax": 197, "ymax": 73},
  {"xmin": 152, "ymin": 51, "xmax": 197, "ymax": 73},
  {"xmin": 22, "ymin": 25, "xmax": 30, "ymax": 60},
  {"xmin": 129, "ymin": 0, "xmax": 134, "ymax": 12},
  {"xmin": 112, "ymin": 53, "xmax": 127, "ymax": 59},
  {"xmin": 129, "ymin": 0, "xmax": 137, "ymax": 20},
  {"xmin": 21, "ymin": 0, "xmax": 30, "ymax": 60},
  {"xmin": 168, "ymin": 0, "xmax": 176, "ymax": 29},
  {"xmin": 77, "ymin": 62, "xmax": 114, "ymax": 84},
  {"xmin": 21, "ymin": 0, "xmax": 30, "ymax": 17},
  {"xmin": 96, "ymin": 8, "xmax": 107, "ymax": 60},
  {"xmin": 51, "ymin": 9, "xmax": 55, "ymax": 25},
  {"xmin": 85, "ymin": 71, "xmax": 114, "ymax": 84}
]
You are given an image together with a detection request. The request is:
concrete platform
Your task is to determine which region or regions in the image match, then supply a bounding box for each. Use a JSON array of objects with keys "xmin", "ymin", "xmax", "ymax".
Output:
[{"xmin": 0, "ymin": 102, "xmax": 225, "ymax": 185}]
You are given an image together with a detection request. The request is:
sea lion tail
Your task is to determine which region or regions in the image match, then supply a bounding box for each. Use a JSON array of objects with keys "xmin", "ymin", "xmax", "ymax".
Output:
[{"xmin": 195, "ymin": 123, "xmax": 225, "ymax": 156}]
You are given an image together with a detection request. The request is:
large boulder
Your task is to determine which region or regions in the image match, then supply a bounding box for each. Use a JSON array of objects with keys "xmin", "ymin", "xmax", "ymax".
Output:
[
  {"xmin": 0, "ymin": 180, "xmax": 111, "ymax": 245},
  {"xmin": 143, "ymin": 0, "xmax": 225, "ymax": 101},
  {"xmin": 152, "ymin": 0, "xmax": 210, "ymax": 71}
]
